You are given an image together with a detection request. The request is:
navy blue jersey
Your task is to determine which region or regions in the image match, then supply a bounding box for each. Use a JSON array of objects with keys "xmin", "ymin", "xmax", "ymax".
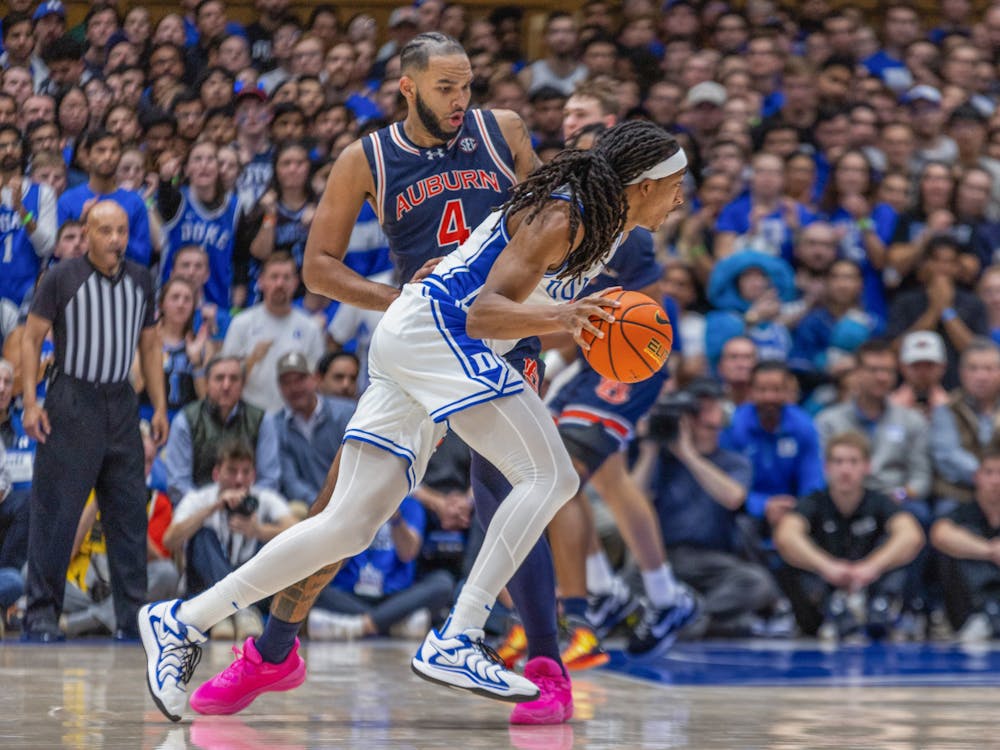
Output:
[
  {"xmin": 548, "ymin": 297, "xmax": 682, "ymax": 442},
  {"xmin": 362, "ymin": 109, "xmax": 516, "ymax": 285}
]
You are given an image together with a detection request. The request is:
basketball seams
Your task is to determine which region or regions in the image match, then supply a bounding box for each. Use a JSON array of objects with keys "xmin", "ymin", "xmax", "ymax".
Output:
[
  {"xmin": 618, "ymin": 323, "xmax": 657, "ymax": 379},
  {"xmin": 622, "ymin": 319, "xmax": 675, "ymax": 345},
  {"xmin": 604, "ymin": 313, "xmax": 623, "ymax": 381},
  {"xmin": 583, "ymin": 290, "xmax": 673, "ymax": 383}
]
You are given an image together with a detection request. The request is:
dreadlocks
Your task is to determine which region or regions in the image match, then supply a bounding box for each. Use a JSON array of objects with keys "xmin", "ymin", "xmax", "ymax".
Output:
[{"xmin": 500, "ymin": 120, "xmax": 682, "ymax": 280}]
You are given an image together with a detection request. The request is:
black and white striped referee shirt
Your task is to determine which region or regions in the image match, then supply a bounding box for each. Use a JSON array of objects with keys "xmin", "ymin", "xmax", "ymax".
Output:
[{"xmin": 29, "ymin": 256, "xmax": 155, "ymax": 384}]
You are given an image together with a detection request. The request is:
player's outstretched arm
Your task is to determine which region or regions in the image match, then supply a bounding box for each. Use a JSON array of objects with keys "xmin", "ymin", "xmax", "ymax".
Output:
[
  {"xmin": 467, "ymin": 203, "xmax": 617, "ymax": 347},
  {"xmin": 492, "ymin": 109, "xmax": 542, "ymax": 181},
  {"xmin": 302, "ymin": 141, "xmax": 400, "ymax": 312}
]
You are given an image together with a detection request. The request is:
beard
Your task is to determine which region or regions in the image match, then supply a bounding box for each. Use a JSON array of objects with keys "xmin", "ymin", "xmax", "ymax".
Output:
[
  {"xmin": 414, "ymin": 90, "xmax": 459, "ymax": 143},
  {"xmin": 0, "ymin": 154, "xmax": 19, "ymax": 172}
]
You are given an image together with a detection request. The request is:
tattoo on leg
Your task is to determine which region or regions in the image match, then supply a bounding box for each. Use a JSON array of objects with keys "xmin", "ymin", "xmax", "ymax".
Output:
[{"xmin": 270, "ymin": 562, "xmax": 345, "ymax": 623}]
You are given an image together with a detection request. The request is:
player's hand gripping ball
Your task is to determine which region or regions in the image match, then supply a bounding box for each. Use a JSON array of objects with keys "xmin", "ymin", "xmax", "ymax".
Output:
[{"xmin": 581, "ymin": 290, "xmax": 673, "ymax": 383}]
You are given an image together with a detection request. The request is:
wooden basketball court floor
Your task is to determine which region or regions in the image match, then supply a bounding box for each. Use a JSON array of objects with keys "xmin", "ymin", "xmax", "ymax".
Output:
[{"xmin": 3, "ymin": 638, "xmax": 1000, "ymax": 749}]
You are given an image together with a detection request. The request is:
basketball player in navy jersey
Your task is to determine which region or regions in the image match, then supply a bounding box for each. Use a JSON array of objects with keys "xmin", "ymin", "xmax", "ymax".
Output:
[
  {"xmin": 183, "ymin": 33, "xmax": 576, "ymax": 725},
  {"xmin": 140, "ymin": 118, "xmax": 687, "ymax": 724}
]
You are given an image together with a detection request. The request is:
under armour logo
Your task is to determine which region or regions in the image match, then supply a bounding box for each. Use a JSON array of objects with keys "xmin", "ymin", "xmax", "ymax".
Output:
[{"xmin": 426, "ymin": 148, "xmax": 446, "ymax": 160}]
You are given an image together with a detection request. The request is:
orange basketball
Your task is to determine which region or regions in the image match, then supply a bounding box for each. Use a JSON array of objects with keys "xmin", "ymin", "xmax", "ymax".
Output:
[{"xmin": 581, "ymin": 289, "xmax": 674, "ymax": 383}]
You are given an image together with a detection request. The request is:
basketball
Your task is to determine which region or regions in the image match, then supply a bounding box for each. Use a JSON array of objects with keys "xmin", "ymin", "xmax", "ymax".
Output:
[{"xmin": 581, "ymin": 290, "xmax": 673, "ymax": 383}]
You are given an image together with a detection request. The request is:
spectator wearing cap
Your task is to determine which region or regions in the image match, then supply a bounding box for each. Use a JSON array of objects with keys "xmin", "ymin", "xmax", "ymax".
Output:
[
  {"xmin": 948, "ymin": 103, "xmax": 1000, "ymax": 219},
  {"xmin": 891, "ymin": 331, "xmax": 950, "ymax": 420},
  {"xmin": 635, "ymin": 378, "xmax": 782, "ymax": 636},
  {"xmin": 221, "ymin": 253, "xmax": 324, "ymax": 412},
  {"xmin": 862, "ymin": 3, "xmax": 920, "ymax": 92},
  {"xmin": 679, "ymin": 81, "xmax": 727, "ymax": 151},
  {"xmin": 887, "ymin": 235, "xmax": 988, "ymax": 388},
  {"xmin": 931, "ymin": 339, "xmax": 1000, "ymax": 513},
  {"xmin": 376, "ymin": 6, "xmax": 419, "ymax": 65},
  {"xmin": 33, "ymin": 1, "xmax": 67, "ymax": 55},
  {"xmin": 903, "ymin": 86, "xmax": 958, "ymax": 167},
  {"xmin": 816, "ymin": 341, "xmax": 931, "ymax": 518},
  {"xmin": 269, "ymin": 351, "xmax": 355, "ymax": 517},
  {"xmin": 518, "ymin": 12, "xmax": 586, "ymax": 97}
]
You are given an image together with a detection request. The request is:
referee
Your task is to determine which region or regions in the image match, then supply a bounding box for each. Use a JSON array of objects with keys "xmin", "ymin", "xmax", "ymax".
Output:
[{"xmin": 20, "ymin": 201, "xmax": 167, "ymax": 641}]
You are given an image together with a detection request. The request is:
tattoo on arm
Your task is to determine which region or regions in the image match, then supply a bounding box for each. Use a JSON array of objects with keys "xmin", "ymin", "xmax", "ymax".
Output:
[{"xmin": 515, "ymin": 116, "xmax": 541, "ymax": 175}]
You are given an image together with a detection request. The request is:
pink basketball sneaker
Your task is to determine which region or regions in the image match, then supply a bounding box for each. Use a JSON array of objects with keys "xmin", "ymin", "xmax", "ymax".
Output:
[
  {"xmin": 509, "ymin": 657, "xmax": 573, "ymax": 725},
  {"xmin": 190, "ymin": 637, "xmax": 306, "ymax": 715}
]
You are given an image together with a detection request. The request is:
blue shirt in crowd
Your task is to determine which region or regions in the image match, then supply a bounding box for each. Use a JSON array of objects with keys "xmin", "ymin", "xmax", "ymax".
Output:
[
  {"xmin": 720, "ymin": 403, "xmax": 826, "ymax": 517},
  {"xmin": 653, "ymin": 446, "xmax": 753, "ymax": 552},
  {"xmin": 57, "ymin": 186, "xmax": 152, "ymax": 266},
  {"xmin": 715, "ymin": 194, "xmax": 816, "ymax": 264},
  {"xmin": 270, "ymin": 395, "xmax": 356, "ymax": 504},
  {"xmin": 333, "ymin": 496, "xmax": 425, "ymax": 597}
]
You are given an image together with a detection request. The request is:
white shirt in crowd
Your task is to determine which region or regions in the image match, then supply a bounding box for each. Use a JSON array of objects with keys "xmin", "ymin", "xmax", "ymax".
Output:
[
  {"xmin": 222, "ymin": 304, "xmax": 325, "ymax": 412},
  {"xmin": 172, "ymin": 483, "xmax": 293, "ymax": 567}
]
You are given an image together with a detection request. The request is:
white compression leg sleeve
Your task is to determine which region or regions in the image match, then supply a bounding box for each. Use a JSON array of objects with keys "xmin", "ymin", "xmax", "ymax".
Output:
[
  {"xmin": 444, "ymin": 389, "xmax": 580, "ymax": 634},
  {"xmin": 178, "ymin": 442, "xmax": 411, "ymax": 632}
]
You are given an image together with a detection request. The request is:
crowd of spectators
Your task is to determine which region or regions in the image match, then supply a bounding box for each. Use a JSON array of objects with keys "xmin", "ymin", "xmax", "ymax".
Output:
[{"xmin": 5, "ymin": 0, "xmax": 1000, "ymax": 645}]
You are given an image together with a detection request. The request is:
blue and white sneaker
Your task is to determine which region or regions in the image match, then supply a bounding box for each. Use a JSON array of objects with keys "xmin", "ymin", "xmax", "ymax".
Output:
[
  {"xmin": 586, "ymin": 576, "xmax": 642, "ymax": 639},
  {"xmin": 625, "ymin": 590, "xmax": 699, "ymax": 662},
  {"xmin": 138, "ymin": 600, "xmax": 208, "ymax": 722},
  {"xmin": 411, "ymin": 628, "xmax": 541, "ymax": 703}
]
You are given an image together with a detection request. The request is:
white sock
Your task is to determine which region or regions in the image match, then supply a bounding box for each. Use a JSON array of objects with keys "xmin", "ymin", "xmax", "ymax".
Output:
[
  {"xmin": 642, "ymin": 564, "xmax": 680, "ymax": 609},
  {"xmin": 586, "ymin": 551, "xmax": 616, "ymax": 596},
  {"xmin": 440, "ymin": 583, "xmax": 494, "ymax": 637}
]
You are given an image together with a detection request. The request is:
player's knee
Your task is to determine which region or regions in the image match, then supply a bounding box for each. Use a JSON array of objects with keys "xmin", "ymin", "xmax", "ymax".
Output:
[{"xmin": 548, "ymin": 453, "xmax": 581, "ymax": 506}]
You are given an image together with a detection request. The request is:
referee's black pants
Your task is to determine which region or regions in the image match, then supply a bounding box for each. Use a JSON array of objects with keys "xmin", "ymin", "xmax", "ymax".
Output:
[{"xmin": 25, "ymin": 375, "xmax": 148, "ymax": 636}]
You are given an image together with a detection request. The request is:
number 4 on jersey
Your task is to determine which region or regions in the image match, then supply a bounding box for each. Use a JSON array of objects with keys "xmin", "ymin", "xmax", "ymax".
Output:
[{"xmin": 437, "ymin": 199, "xmax": 470, "ymax": 248}]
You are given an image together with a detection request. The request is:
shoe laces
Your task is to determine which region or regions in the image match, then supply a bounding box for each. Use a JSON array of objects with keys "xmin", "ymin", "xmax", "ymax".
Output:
[
  {"xmin": 164, "ymin": 642, "xmax": 203, "ymax": 686},
  {"xmin": 215, "ymin": 644, "xmax": 253, "ymax": 686},
  {"xmin": 475, "ymin": 638, "xmax": 507, "ymax": 667}
]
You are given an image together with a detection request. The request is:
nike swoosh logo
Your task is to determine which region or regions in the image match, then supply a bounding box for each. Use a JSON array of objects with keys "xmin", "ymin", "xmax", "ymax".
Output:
[
  {"xmin": 654, "ymin": 311, "xmax": 669, "ymax": 325},
  {"xmin": 429, "ymin": 648, "xmax": 464, "ymax": 667}
]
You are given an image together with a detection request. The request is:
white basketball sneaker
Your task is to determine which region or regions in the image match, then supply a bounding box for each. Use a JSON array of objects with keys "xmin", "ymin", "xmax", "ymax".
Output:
[
  {"xmin": 411, "ymin": 627, "xmax": 540, "ymax": 703},
  {"xmin": 138, "ymin": 600, "xmax": 209, "ymax": 721}
]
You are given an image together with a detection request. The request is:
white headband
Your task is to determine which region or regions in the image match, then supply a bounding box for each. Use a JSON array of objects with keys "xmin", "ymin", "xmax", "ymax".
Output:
[{"xmin": 626, "ymin": 149, "xmax": 688, "ymax": 185}]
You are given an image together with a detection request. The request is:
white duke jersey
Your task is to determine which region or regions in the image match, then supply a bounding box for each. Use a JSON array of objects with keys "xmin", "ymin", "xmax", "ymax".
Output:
[{"xmin": 423, "ymin": 200, "xmax": 623, "ymax": 355}]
